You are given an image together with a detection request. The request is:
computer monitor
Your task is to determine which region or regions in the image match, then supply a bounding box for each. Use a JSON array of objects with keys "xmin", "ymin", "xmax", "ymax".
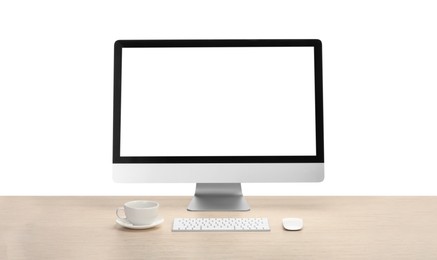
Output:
[{"xmin": 113, "ymin": 39, "xmax": 324, "ymax": 211}]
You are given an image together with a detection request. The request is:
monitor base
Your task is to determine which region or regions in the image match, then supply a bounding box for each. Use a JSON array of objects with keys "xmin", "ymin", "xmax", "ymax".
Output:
[{"xmin": 187, "ymin": 183, "xmax": 250, "ymax": 211}]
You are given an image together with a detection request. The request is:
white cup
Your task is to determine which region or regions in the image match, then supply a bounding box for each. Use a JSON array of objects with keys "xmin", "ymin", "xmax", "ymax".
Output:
[{"xmin": 116, "ymin": 200, "xmax": 159, "ymax": 225}]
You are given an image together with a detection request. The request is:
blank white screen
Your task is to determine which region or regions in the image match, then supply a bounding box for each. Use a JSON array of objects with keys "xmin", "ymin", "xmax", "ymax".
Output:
[{"xmin": 120, "ymin": 47, "xmax": 316, "ymax": 156}]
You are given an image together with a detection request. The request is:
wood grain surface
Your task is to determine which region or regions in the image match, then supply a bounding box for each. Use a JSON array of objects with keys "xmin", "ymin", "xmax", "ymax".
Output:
[{"xmin": 1, "ymin": 196, "xmax": 437, "ymax": 259}]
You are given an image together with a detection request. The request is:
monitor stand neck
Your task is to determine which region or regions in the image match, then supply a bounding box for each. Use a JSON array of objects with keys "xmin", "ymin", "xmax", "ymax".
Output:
[{"xmin": 187, "ymin": 183, "xmax": 250, "ymax": 211}]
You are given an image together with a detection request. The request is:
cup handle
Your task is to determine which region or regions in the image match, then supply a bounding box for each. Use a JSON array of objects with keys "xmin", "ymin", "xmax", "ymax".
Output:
[{"xmin": 116, "ymin": 207, "xmax": 126, "ymax": 219}]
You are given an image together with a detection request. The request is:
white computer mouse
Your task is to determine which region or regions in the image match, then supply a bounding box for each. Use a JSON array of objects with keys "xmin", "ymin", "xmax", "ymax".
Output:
[{"xmin": 282, "ymin": 218, "xmax": 303, "ymax": 231}]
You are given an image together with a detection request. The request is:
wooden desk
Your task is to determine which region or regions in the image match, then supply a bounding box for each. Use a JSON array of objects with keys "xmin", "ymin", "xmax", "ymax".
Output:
[{"xmin": 1, "ymin": 196, "xmax": 437, "ymax": 259}]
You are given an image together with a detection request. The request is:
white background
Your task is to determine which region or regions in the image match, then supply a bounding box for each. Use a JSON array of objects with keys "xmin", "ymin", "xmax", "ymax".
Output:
[
  {"xmin": 121, "ymin": 47, "xmax": 316, "ymax": 156},
  {"xmin": 0, "ymin": 0, "xmax": 436, "ymax": 195}
]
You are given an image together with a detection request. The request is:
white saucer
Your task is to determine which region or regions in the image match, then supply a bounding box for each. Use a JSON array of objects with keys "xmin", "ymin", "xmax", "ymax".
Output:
[{"xmin": 116, "ymin": 217, "xmax": 164, "ymax": 230}]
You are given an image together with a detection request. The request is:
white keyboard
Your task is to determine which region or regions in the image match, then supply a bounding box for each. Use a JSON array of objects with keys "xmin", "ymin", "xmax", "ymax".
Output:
[{"xmin": 172, "ymin": 217, "xmax": 270, "ymax": 232}]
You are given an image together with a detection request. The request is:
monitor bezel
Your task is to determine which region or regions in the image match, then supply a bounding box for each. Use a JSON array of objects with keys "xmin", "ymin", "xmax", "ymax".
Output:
[{"xmin": 113, "ymin": 39, "xmax": 324, "ymax": 163}]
